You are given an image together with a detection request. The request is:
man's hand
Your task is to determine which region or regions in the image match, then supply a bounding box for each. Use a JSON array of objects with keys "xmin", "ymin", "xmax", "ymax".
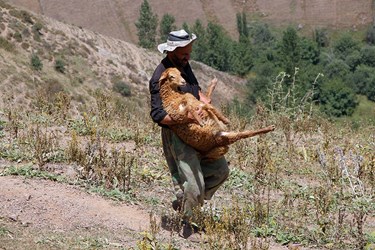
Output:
[{"xmin": 199, "ymin": 91, "xmax": 211, "ymax": 104}]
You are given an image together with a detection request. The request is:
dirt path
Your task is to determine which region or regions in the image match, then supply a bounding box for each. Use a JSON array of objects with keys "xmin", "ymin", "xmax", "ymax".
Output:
[{"xmin": 0, "ymin": 175, "xmax": 157, "ymax": 249}]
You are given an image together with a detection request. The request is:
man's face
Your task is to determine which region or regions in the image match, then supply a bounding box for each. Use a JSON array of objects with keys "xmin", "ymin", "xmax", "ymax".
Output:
[{"xmin": 169, "ymin": 43, "xmax": 193, "ymax": 68}]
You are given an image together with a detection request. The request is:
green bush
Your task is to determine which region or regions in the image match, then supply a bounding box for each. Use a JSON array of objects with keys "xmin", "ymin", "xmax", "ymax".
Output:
[
  {"xmin": 319, "ymin": 79, "xmax": 358, "ymax": 117},
  {"xmin": 113, "ymin": 81, "xmax": 132, "ymax": 97},
  {"xmin": 54, "ymin": 58, "xmax": 65, "ymax": 73},
  {"xmin": 30, "ymin": 53, "xmax": 43, "ymax": 71}
]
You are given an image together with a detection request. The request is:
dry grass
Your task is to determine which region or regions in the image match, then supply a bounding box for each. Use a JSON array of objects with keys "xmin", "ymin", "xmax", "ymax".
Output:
[{"xmin": 0, "ymin": 3, "xmax": 374, "ymax": 249}]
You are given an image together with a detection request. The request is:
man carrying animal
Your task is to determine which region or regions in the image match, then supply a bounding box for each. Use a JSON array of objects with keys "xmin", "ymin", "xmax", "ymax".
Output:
[{"xmin": 149, "ymin": 29, "xmax": 229, "ymax": 241}]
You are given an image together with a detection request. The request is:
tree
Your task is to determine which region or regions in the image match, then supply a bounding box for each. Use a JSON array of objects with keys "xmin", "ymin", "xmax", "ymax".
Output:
[
  {"xmin": 365, "ymin": 25, "xmax": 375, "ymax": 45},
  {"xmin": 182, "ymin": 22, "xmax": 190, "ymax": 34},
  {"xmin": 299, "ymin": 37, "xmax": 320, "ymax": 65},
  {"xmin": 229, "ymin": 38, "xmax": 253, "ymax": 76},
  {"xmin": 236, "ymin": 12, "xmax": 249, "ymax": 40},
  {"xmin": 279, "ymin": 26, "xmax": 301, "ymax": 79},
  {"xmin": 360, "ymin": 46, "xmax": 375, "ymax": 67},
  {"xmin": 319, "ymin": 79, "xmax": 358, "ymax": 117},
  {"xmin": 250, "ymin": 22, "xmax": 274, "ymax": 46},
  {"xmin": 204, "ymin": 22, "xmax": 231, "ymax": 71},
  {"xmin": 324, "ymin": 59, "xmax": 350, "ymax": 79},
  {"xmin": 191, "ymin": 19, "xmax": 208, "ymax": 62},
  {"xmin": 348, "ymin": 64, "xmax": 375, "ymax": 101},
  {"xmin": 159, "ymin": 14, "xmax": 176, "ymax": 42},
  {"xmin": 135, "ymin": 0, "xmax": 158, "ymax": 49},
  {"xmin": 333, "ymin": 34, "xmax": 360, "ymax": 60},
  {"xmin": 314, "ymin": 28, "xmax": 329, "ymax": 48}
]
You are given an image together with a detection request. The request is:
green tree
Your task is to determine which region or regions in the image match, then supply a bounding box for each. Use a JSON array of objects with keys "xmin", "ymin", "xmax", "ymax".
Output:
[
  {"xmin": 348, "ymin": 64, "xmax": 375, "ymax": 101},
  {"xmin": 319, "ymin": 79, "xmax": 358, "ymax": 117},
  {"xmin": 365, "ymin": 25, "xmax": 375, "ymax": 45},
  {"xmin": 191, "ymin": 19, "xmax": 208, "ymax": 62},
  {"xmin": 299, "ymin": 37, "xmax": 320, "ymax": 65},
  {"xmin": 182, "ymin": 22, "xmax": 190, "ymax": 34},
  {"xmin": 204, "ymin": 22, "xmax": 231, "ymax": 71},
  {"xmin": 314, "ymin": 28, "xmax": 329, "ymax": 48},
  {"xmin": 159, "ymin": 14, "xmax": 176, "ymax": 42},
  {"xmin": 250, "ymin": 22, "xmax": 274, "ymax": 46},
  {"xmin": 333, "ymin": 34, "xmax": 360, "ymax": 60},
  {"xmin": 236, "ymin": 12, "xmax": 249, "ymax": 40},
  {"xmin": 135, "ymin": 0, "xmax": 158, "ymax": 49},
  {"xmin": 360, "ymin": 45, "xmax": 375, "ymax": 67},
  {"xmin": 279, "ymin": 26, "xmax": 301, "ymax": 78},
  {"xmin": 229, "ymin": 38, "xmax": 253, "ymax": 76},
  {"xmin": 324, "ymin": 59, "xmax": 350, "ymax": 79}
]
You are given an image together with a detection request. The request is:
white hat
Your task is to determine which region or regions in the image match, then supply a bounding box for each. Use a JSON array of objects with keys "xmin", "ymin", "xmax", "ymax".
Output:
[{"xmin": 157, "ymin": 29, "xmax": 197, "ymax": 54}]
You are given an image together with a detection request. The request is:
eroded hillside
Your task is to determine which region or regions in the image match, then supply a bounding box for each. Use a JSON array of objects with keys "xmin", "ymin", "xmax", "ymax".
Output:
[
  {"xmin": 0, "ymin": 1, "xmax": 246, "ymax": 113},
  {"xmin": 6, "ymin": 0, "xmax": 374, "ymax": 45}
]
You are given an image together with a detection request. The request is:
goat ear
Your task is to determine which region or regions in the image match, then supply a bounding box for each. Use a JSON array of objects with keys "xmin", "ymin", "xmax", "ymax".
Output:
[{"xmin": 159, "ymin": 71, "xmax": 169, "ymax": 87}]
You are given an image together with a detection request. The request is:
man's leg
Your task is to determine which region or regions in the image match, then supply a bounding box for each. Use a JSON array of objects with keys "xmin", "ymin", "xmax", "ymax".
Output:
[
  {"xmin": 201, "ymin": 157, "xmax": 229, "ymax": 200},
  {"xmin": 161, "ymin": 128, "xmax": 183, "ymax": 210},
  {"xmin": 164, "ymin": 130, "xmax": 205, "ymax": 219}
]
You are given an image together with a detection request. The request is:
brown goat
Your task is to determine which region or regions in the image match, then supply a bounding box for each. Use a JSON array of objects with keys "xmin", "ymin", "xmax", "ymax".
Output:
[{"xmin": 159, "ymin": 67, "xmax": 275, "ymax": 160}]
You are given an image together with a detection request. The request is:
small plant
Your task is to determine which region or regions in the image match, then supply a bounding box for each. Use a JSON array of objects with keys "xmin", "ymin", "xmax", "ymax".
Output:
[
  {"xmin": 0, "ymin": 37, "xmax": 15, "ymax": 52},
  {"xmin": 30, "ymin": 53, "xmax": 43, "ymax": 71},
  {"xmin": 112, "ymin": 81, "xmax": 132, "ymax": 97},
  {"xmin": 54, "ymin": 58, "xmax": 66, "ymax": 73}
]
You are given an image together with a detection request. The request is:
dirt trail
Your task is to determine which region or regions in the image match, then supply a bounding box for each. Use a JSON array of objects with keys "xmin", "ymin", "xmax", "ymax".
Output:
[{"xmin": 0, "ymin": 175, "xmax": 153, "ymax": 248}]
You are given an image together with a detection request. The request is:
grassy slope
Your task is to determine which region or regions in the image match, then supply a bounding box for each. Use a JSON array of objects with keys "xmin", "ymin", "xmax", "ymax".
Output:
[{"xmin": 0, "ymin": 2, "xmax": 374, "ymax": 250}]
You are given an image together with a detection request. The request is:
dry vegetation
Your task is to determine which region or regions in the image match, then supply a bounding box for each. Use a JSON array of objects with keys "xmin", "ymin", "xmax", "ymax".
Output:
[{"xmin": 0, "ymin": 2, "xmax": 374, "ymax": 250}]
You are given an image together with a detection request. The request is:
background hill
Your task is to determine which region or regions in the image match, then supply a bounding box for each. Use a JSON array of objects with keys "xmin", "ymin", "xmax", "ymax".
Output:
[
  {"xmin": 0, "ymin": 2, "xmax": 374, "ymax": 249},
  {"xmin": 0, "ymin": 0, "xmax": 246, "ymax": 112},
  {"xmin": 6, "ymin": 0, "xmax": 375, "ymax": 44}
]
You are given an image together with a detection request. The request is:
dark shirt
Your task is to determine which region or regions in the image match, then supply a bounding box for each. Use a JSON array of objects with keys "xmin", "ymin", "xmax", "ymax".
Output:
[{"xmin": 149, "ymin": 56, "xmax": 200, "ymax": 127}]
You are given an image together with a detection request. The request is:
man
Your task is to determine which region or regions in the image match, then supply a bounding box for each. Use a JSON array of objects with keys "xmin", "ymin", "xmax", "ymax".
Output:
[{"xmin": 149, "ymin": 29, "xmax": 229, "ymax": 240}]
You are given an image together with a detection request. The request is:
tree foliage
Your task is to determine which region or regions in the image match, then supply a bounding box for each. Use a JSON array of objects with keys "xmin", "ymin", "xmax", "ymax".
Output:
[
  {"xmin": 159, "ymin": 14, "xmax": 176, "ymax": 42},
  {"xmin": 135, "ymin": 0, "xmax": 158, "ymax": 49},
  {"xmin": 319, "ymin": 79, "xmax": 358, "ymax": 117}
]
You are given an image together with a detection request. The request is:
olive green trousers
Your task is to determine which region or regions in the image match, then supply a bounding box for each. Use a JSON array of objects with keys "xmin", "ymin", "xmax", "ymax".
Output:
[{"xmin": 161, "ymin": 128, "xmax": 229, "ymax": 218}]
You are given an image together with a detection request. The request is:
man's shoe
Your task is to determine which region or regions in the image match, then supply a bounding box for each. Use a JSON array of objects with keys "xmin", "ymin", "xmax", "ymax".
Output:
[
  {"xmin": 180, "ymin": 223, "xmax": 199, "ymax": 242},
  {"xmin": 172, "ymin": 190, "xmax": 184, "ymax": 211}
]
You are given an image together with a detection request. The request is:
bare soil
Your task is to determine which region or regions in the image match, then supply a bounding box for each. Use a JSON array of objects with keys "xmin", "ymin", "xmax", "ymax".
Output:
[{"xmin": 0, "ymin": 175, "xmax": 152, "ymax": 249}]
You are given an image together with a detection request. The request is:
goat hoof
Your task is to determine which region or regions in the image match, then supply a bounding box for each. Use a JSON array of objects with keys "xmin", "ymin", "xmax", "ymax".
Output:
[{"xmin": 268, "ymin": 125, "xmax": 276, "ymax": 131}]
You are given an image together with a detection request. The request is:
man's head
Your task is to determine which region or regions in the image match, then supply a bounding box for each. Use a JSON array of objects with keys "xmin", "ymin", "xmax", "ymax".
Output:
[{"xmin": 157, "ymin": 29, "xmax": 196, "ymax": 67}]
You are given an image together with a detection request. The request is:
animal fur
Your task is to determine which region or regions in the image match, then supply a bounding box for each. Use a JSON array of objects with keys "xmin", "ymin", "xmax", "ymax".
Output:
[{"xmin": 159, "ymin": 67, "xmax": 275, "ymax": 160}]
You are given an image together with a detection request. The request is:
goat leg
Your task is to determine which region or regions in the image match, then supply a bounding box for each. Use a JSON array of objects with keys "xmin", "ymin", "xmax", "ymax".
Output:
[
  {"xmin": 215, "ymin": 125, "xmax": 275, "ymax": 146},
  {"xmin": 205, "ymin": 78, "xmax": 217, "ymax": 99},
  {"xmin": 205, "ymin": 104, "xmax": 230, "ymax": 125},
  {"xmin": 188, "ymin": 104, "xmax": 204, "ymax": 126}
]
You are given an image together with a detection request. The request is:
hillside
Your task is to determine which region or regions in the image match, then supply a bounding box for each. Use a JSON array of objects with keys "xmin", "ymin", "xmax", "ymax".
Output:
[
  {"xmin": 0, "ymin": 2, "xmax": 374, "ymax": 250},
  {"xmin": 5, "ymin": 0, "xmax": 374, "ymax": 45},
  {"xmin": 0, "ymin": 1, "xmax": 246, "ymax": 112}
]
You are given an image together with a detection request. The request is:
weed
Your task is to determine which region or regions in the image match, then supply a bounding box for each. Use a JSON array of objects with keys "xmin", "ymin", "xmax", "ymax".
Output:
[
  {"xmin": 112, "ymin": 80, "xmax": 132, "ymax": 97},
  {"xmin": 1, "ymin": 164, "xmax": 64, "ymax": 182},
  {"xmin": 27, "ymin": 126, "xmax": 63, "ymax": 169},
  {"xmin": 0, "ymin": 37, "xmax": 15, "ymax": 52},
  {"xmin": 54, "ymin": 58, "xmax": 66, "ymax": 73},
  {"xmin": 30, "ymin": 53, "xmax": 42, "ymax": 71}
]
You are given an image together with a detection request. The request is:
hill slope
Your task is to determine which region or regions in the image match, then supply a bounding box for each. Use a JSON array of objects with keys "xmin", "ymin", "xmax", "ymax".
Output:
[
  {"xmin": 0, "ymin": 1, "xmax": 246, "ymax": 112},
  {"xmin": 6, "ymin": 0, "xmax": 374, "ymax": 44}
]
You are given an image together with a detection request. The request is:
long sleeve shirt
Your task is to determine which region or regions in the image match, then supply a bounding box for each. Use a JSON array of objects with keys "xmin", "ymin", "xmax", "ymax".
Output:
[{"xmin": 149, "ymin": 56, "xmax": 200, "ymax": 127}]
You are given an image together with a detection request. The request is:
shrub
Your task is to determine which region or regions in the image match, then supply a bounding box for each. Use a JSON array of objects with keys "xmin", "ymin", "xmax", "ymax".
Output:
[
  {"xmin": 0, "ymin": 37, "xmax": 15, "ymax": 52},
  {"xmin": 113, "ymin": 81, "xmax": 132, "ymax": 97},
  {"xmin": 365, "ymin": 25, "xmax": 375, "ymax": 45},
  {"xmin": 54, "ymin": 58, "xmax": 65, "ymax": 73},
  {"xmin": 319, "ymin": 79, "xmax": 358, "ymax": 117},
  {"xmin": 30, "ymin": 53, "xmax": 43, "ymax": 71}
]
